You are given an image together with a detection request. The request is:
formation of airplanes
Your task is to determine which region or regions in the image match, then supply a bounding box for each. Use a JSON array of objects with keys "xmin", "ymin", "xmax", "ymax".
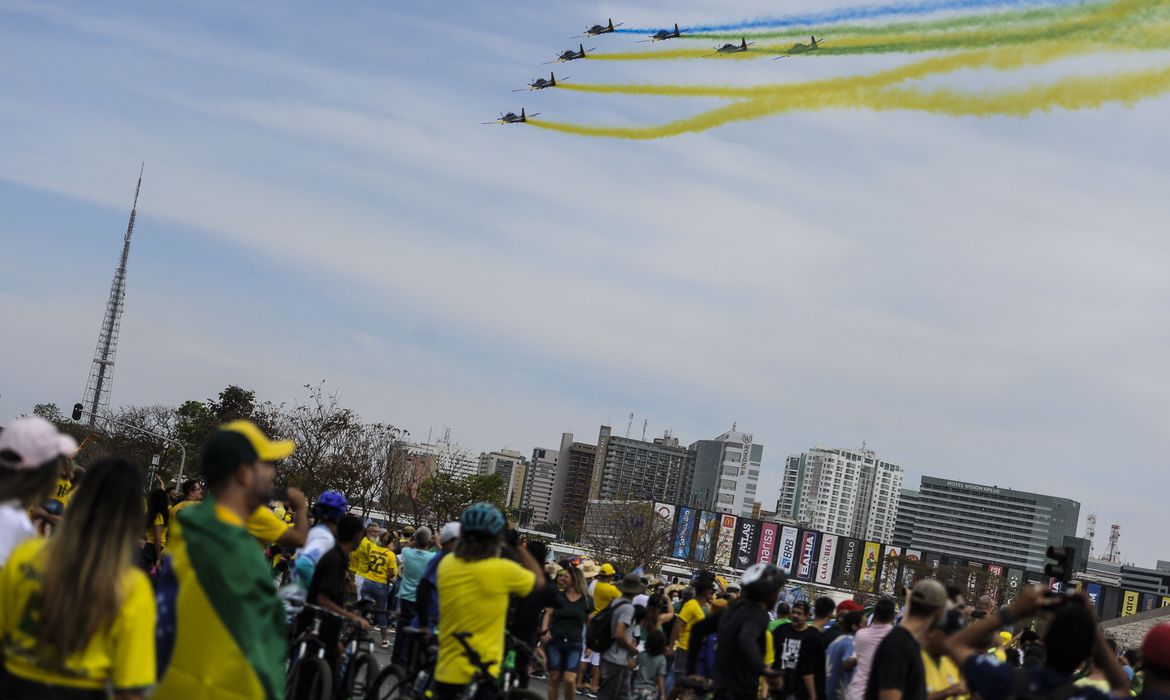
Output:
[{"xmin": 488, "ymin": 20, "xmax": 825, "ymax": 124}]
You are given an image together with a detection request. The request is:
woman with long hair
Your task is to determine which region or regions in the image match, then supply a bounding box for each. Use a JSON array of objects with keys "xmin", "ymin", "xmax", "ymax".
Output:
[
  {"xmin": 142, "ymin": 485, "xmax": 170, "ymax": 573},
  {"xmin": 0, "ymin": 457, "xmax": 156, "ymax": 699},
  {"xmin": 542, "ymin": 565, "xmax": 592, "ymax": 700}
]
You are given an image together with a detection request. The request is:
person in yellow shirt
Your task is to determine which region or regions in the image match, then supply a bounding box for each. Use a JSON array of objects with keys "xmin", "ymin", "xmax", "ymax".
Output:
[
  {"xmin": 0, "ymin": 457, "xmax": 157, "ymax": 698},
  {"xmin": 244, "ymin": 488, "xmax": 308, "ymax": 548},
  {"xmin": 363, "ymin": 529, "xmax": 396, "ymax": 648},
  {"xmin": 350, "ymin": 522, "xmax": 381, "ymax": 600},
  {"xmin": 142, "ymin": 485, "xmax": 170, "ymax": 574},
  {"xmin": 433, "ymin": 502, "xmax": 545, "ymax": 698},
  {"xmin": 923, "ymin": 612, "xmax": 968, "ymax": 700},
  {"xmin": 581, "ymin": 563, "xmax": 621, "ymax": 697},
  {"xmin": 670, "ymin": 576, "xmax": 715, "ymax": 685}
]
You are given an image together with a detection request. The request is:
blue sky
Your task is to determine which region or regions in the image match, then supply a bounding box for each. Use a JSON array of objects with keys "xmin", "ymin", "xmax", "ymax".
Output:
[{"xmin": 2, "ymin": 0, "xmax": 1168, "ymax": 565}]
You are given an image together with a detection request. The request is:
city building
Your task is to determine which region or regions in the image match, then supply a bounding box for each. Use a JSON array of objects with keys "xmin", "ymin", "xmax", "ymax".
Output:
[
  {"xmin": 478, "ymin": 449, "xmax": 527, "ymax": 510},
  {"xmin": 1120, "ymin": 565, "xmax": 1170, "ymax": 596},
  {"xmin": 1084, "ymin": 558, "xmax": 1123, "ymax": 586},
  {"xmin": 592, "ymin": 426, "xmax": 695, "ymax": 505},
  {"xmin": 897, "ymin": 476, "xmax": 1081, "ymax": 571},
  {"xmin": 549, "ymin": 433, "xmax": 598, "ymax": 539},
  {"xmin": 891, "ymin": 488, "xmax": 922, "ymax": 548},
  {"xmin": 776, "ymin": 446, "xmax": 903, "ymax": 542},
  {"xmin": 689, "ymin": 428, "xmax": 763, "ymax": 518},
  {"xmin": 408, "ymin": 437, "xmax": 478, "ymax": 478},
  {"xmin": 520, "ymin": 447, "xmax": 558, "ymax": 527}
]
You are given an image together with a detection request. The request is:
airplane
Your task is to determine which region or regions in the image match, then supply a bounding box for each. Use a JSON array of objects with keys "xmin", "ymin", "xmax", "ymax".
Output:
[
  {"xmin": 482, "ymin": 108, "xmax": 539, "ymax": 125},
  {"xmin": 639, "ymin": 23, "xmax": 681, "ymax": 42},
  {"xmin": 513, "ymin": 72, "xmax": 568, "ymax": 92},
  {"xmin": 577, "ymin": 18, "xmax": 623, "ymax": 37},
  {"xmin": 774, "ymin": 36, "xmax": 824, "ymax": 59},
  {"xmin": 713, "ymin": 37, "xmax": 754, "ymax": 55},
  {"xmin": 544, "ymin": 44, "xmax": 595, "ymax": 64}
]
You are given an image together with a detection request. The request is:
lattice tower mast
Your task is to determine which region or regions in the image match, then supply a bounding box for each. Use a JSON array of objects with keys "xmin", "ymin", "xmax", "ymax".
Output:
[
  {"xmin": 1104, "ymin": 523, "xmax": 1122, "ymax": 563},
  {"xmin": 1084, "ymin": 513, "xmax": 1097, "ymax": 557},
  {"xmin": 81, "ymin": 165, "xmax": 143, "ymax": 426}
]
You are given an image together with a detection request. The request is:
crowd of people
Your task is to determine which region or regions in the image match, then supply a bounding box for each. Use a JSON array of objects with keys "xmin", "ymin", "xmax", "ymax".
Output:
[{"xmin": 1, "ymin": 414, "xmax": 1169, "ymax": 700}]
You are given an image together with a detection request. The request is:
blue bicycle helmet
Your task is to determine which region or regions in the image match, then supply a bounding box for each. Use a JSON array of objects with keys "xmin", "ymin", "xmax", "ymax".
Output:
[
  {"xmin": 313, "ymin": 491, "xmax": 348, "ymax": 521},
  {"xmin": 460, "ymin": 501, "xmax": 506, "ymax": 537}
]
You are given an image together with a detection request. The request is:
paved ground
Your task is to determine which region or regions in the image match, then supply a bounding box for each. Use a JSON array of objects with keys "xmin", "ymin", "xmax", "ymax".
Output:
[{"xmin": 370, "ymin": 642, "xmax": 555, "ymax": 697}]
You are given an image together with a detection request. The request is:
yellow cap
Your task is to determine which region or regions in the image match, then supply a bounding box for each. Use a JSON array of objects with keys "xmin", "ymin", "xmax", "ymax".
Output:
[
  {"xmin": 600, "ymin": 563, "xmax": 616, "ymax": 576},
  {"xmin": 221, "ymin": 420, "xmax": 295, "ymax": 461}
]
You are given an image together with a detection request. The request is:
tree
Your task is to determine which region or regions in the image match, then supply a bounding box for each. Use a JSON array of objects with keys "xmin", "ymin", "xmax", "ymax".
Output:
[
  {"xmin": 413, "ymin": 472, "xmax": 506, "ymax": 530},
  {"xmin": 582, "ymin": 501, "xmax": 674, "ymax": 575}
]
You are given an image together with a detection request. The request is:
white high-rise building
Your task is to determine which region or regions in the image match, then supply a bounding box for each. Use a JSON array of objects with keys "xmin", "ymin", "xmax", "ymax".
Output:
[
  {"xmin": 520, "ymin": 447, "xmax": 558, "ymax": 527},
  {"xmin": 478, "ymin": 449, "xmax": 527, "ymax": 509},
  {"xmin": 689, "ymin": 428, "xmax": 763, "ymax": 518},
  {"xmin": 776, "ymin": 446, "xmax": 903, "ymax": 542},
  {"xmin": 409, "ymin": 437, "xmax": 478, "ymax": 478}
]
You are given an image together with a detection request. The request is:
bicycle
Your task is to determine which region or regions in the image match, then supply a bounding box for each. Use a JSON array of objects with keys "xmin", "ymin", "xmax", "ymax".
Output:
[
  {"xmin": 451, "ymin": 631, "xmax": 545, "ymax": 700},
  {"xmin": 365, "ymin": 626, "xmax": 434, "ymax": 700},
  {"xmin": 286, "ymin": 602, "xmax": 383, "ymax": 700}
]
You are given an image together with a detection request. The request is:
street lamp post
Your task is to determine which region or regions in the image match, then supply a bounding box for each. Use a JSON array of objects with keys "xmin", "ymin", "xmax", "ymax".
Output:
[{"xmin": 71, "ymin": 403, "xmax": 188, "ymax": 485}]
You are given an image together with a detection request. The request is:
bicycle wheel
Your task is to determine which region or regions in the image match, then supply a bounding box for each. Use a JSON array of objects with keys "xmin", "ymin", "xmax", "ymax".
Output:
[
  {"xmin": 288, "ymin": 655, "xmax": 333, "ymax": 700},
  {"xmin": 346, "ymin": 650, "xmax": 379, "ymax": 698},
  {"xmin": 505, "ymin": 689, "xmax": 546, "ymax": 700},
  {"xmin": 364, "ymin": 663, "xmax": 407, "ymax": 700}
]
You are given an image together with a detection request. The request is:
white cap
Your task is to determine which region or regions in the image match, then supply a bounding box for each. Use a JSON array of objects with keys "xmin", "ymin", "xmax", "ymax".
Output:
[
  {"xmin": 440, "ymin": 521, "xmax": 461, "ymax": 544},
  {"xmin": 0, "ymin": 417, "xmax": 78, "ymax": 470}
]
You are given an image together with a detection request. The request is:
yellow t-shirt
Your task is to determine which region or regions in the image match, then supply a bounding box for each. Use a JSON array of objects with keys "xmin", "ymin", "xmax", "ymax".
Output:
[
  {"xmin": 593, "ymin": 580, "xmax": 620, "ymax": 614},
  {"xmin": 247, "ymin": 506, "xmax": 290, "ymax": 545},
  {"xmin": 365, "ymin": 544, "xmax": 394, "ymax": 585},
  {"xmin": 145, "ymin": 512, "xmax": 167, "ymax": 547},
  {"xmin": 170, "ymin": 500, "xmax": 199, "ymax": 519},
  {"xmin": 674, "ymin": 598, "xmax": 706, "ymax": 651},
  {"xmin": 0, "ymin": 538, "xmax": 156, "ymax": 691},
  {"xmin": 922, "ymin": 651, "xmax": 968, "ymax": 700},
  {"xmin": 52, "ymin": 478, "xmax": 74, "ymax": 507},
  {"xmin": 350, "ymin": 537, "xmax": 373, "ymax": 575},
  {"xmin": 435, "ymin": 555, "xmax": 536, "ymax": 685}
]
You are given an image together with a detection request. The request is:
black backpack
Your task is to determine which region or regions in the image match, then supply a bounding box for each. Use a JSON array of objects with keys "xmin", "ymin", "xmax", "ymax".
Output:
[{"xmin": 586, "ymin": 599, "xmax": 631, "ymax": 651}]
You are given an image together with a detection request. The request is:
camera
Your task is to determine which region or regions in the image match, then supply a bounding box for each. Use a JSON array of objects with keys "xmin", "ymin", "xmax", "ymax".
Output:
[{"xmin": 1043, "ymin": 546, "xmax": 1084, "ymax": 607}]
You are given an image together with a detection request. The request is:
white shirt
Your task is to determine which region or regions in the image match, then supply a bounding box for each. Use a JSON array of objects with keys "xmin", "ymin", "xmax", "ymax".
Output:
[
  {"xmin": 0, "ymin": 500, "xmax": 37, "ymax": 567},
  {"xmin": 848, "ymin": 623, "xmax": 894, "ymax": 700},
  {"xmin": 296, "ymin": 523, "xmax": 335, "ymax": 565}
]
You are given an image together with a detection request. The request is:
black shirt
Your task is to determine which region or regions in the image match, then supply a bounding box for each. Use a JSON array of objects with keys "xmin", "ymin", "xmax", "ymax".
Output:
[
  {"xmin": 308, "ymin": 545, "xmax": 348, "ymax": 608},
  {"xmin": 508, "ymin": 574, "xmax": 561, "ymax": 645},
  {"xmin": 864, "ymin": 626, "xmax": 926, "ymax": 700},
  {"xmin": 773, "ymin": 625, "xmax": 825, "ymax": 700},
  {"xmin": 713, "ymin": 602, "xmax": 771, "ymax": 700}
]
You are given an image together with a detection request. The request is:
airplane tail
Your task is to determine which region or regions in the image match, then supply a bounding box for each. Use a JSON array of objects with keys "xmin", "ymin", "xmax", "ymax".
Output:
[
  {"xmin": 741, "ymin": 38, "xmax": 747, "ymax": 49},
  {"xmin": 550, "ymin": 71, "xmax": 556, "ymax": 85},
  {"xmin": 674, "ymin": 23, "xmax": 680, "ymax": 35},
  {"xmin": 608, "ymin": 18, "xmax": 614, "ymax": 30},
  {"xmin": 521, "ymin": 108, "xmax": 526, "ymax": 120},
  {"xmin": 811, "ymin": 35, "xmax": 819, "ymax": 47},
  {"xmin": 580, "ymin": 43, "xmax": 585, "ymax": 56}
]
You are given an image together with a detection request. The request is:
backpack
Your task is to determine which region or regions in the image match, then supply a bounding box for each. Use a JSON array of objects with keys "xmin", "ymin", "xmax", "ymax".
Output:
[{"xmin": 586, "ymin": 599, "xmax": 631, "ymax": 652}]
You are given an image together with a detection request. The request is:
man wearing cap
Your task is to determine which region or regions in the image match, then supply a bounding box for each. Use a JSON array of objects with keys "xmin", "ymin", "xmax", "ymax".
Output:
[
  {"xmin": 827, "ymin": 602, "xmax": 866, "ymax": 700},
  {"xmin": 862, "ymin": 580, "xmax": 948, "ymax": 700},
  {"xmin": 1139, "ymin": 624, "xmax": 1170, "ymax": 700},
  {"xmin": 154, "ymin": 421, "xmax": 294, "ymax": 700},
  {"xmin": 414, "ymin": 521, "xmax": 461, "ymax": 634},
  {"xmin": 599, "ymin": 573, "xmax": 646, "ymax": 700},
  {"xmin": 0, "ymin": 417, "xmax": 77, "ymax": 568}
]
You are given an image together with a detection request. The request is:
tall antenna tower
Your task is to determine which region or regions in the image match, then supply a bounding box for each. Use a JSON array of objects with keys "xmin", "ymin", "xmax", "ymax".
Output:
[
  {"xmin": 81, "ymin": 165, "xmax": 143, "ymax": 426},
  {"xmin": 626, "ymin": 412, "xmax": 634, "ymax": 439},
  {"xmin": 1104, "ymin": 523, "xmax": 1122, "ymax": 563},
  {"xmin": 1084, "ymin": 513, "xmax": 1097, "ymax": 558}
]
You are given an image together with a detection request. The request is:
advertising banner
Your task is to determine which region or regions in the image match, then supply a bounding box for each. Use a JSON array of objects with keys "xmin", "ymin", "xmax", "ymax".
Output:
[
  {"xmin": 731, "ymin": 518, "xmax": 760, "ymax": 570},
  {"xmin": 1162, "ymin": 597, "xmax": 1170, "ymax": 608},
  {"xmin": 901, "ymin": 549, "xmax": 922, "ymax": 588},
  {"xmin": 714, "ymin": 514, "xmax": 738, "ymax": 567},
  {"xmin": 795, "ymin": 530, "xmax": 819, "ymax": 581},
  {"xmin": 672, "ymin": 507, "xmax": 696, "ymax": 559},
  {"xmin": 1122, "ymin": 590, "xmax": 1140, "ymax": 617},
  {"xmin": 1085, "ymin": 582, "xmax": 1103, "ymax": 611},
  {"xmin": 653, "ymin": 502, "xmax": 677, "ymax": 530},
  {"xmin": 878, "ymin": 545, "xmax": 902, "ymax": 596},
  {"xmin": 1101, "ymin": 587, "xmax": 1122, "ymax": 620},
  {"xmin": 986, "ymin": 564, "xmax": 1006, "ymax": 604},
  {"xmin": 1023, "ymin": 571, "xmax": 1044, "ymax": 587},
  {"xmin": 693, "ymin": 511, "xmax": 720, "ymax": 563},
  {"xmin": 1005, "ymin": 569, "xmax": 1024, "ymax": 605},
  {"xmin": 757, "ymin": 522, "xmax": 778, "ymax": 566},
  {"xmin": 778, "ymin": 526, "xmax": 800, "ymax": 574},
  {"xmin": 858, "ymin": 541, "xmax": 880, "ymax": 592},
  {"xmin": 834, "ymin": 537, "xmax": 863, "ymax": 587},
  {"xmin": 923, "ymin": 552, "xmax": 943, "ymax": 571},
  {"xmin": 816, "ymin": 534, "xmax": 839, "ymax": 585},
  {"xmin": 1141, "ymin": 593, "xmax": 1158, "ymax": 612}
]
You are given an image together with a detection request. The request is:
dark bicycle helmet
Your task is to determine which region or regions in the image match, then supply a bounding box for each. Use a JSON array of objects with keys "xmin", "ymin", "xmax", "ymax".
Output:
[
  {"xmin": 740, "ymin": 563, "xmax": 787, "ymax": 596},
  {"xmin": 460, "ymin": 501, "xmax": 506, "ymax": 537},
  {"xmin": 313, "ymin": 491, "xmax": 348, "ymax": 521}
]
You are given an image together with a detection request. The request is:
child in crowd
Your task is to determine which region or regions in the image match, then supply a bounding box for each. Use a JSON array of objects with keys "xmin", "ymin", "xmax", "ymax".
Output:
[{"xmin": 633, "ymin": 629, "xmax": 668, "ymax": 700}]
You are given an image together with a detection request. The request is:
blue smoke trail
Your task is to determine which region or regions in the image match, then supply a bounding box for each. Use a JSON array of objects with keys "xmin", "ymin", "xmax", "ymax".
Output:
[{"xmin": 614, "ymin": 0, "xmax": 1087, "ymax": 34}]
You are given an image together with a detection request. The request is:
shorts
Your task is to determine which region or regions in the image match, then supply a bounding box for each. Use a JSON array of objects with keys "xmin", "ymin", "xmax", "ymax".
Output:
[
  {"xmin": 590, "ymin": 650, "xmax": 601, "ymax": 666},
  {"xmin": 547, "ymin": 638, "xmax": 583, "ymax": 674}
]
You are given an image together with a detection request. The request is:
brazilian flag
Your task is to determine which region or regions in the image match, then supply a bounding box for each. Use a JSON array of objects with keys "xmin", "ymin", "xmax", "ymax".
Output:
[{"xmin": 155, "ymin": 500, "xmax": 286, "ymax": 700}]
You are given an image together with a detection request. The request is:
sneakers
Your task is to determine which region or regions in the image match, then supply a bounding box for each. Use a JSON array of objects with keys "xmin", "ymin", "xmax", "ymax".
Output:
[{"xmin": 586, "ymin": 691, "xmax": 599, "ymax": 698}]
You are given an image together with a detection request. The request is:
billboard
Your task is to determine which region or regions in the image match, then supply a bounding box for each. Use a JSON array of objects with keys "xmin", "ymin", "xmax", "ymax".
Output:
[
  {"xmin": 714, "ymin": 514, "xmax": 738, "ymax": 567},
  {"xmin": 1122, "ymin": 590, "xmax": 1140, "ymax": 617},
  {"xmin": 693, "ymin": 511, "xmax": 720, "ymax": 563},
  {"xmin": 1141, "ymin": 593, "xmax": 1159, "ymax": 612},
  {"xmin": 1005, "ymin": 568, "xmax": 1024, "ymax": 605},
  {"xmin": 986, "ymin": 564, "xmax": 1005, "ymax": 605},
  {"xmin": 653, "ymin": 502, "xmax": 676, "ymax": 529},
  {"xmin": 816, "ymin": 534, "xmax": 839, "ymax": 585},
  {"xmin": 858, "ymin": 542, "xmax": 880, "ymax": 592},
  {"xmin": 901, "ymin": 549, "xmax": 922, "ymax": 588},
  {"xmin": 757, "ymin": 522, "xmax": 778, "ymax": 565},
  {"xmin": 795, "ymin": 530, "xmax": 819, "ymax": 581},
  {"xmin": 672, "ymin": 507, "xmax": 696, "ymax": 559},
  {"xmin": 731, "ymin": 518, "xmax": 761, "ymax": 570},
  {"xmin": 778, "ymin": 526, "xmax": 800, "ymax": 574},
  {"xmin": 1163, "ymin": 597, "xmax": 1170, "ymax": 608},
  {"xmin": 1085, "ymin": 582, "xmax": 1103, "ymax": 611},
  {"xmin": 834, "ymin": 537, "xmax": 863, "ymax": 587},
  {"xmin": 878, "ymin": 545, "xmax": 902, "ymax": 596}
]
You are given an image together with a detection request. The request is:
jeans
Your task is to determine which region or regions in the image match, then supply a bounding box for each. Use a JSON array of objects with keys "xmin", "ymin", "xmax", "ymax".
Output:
[
  {"xmin": 547, "ymin": 638, "xmax": 583, "ymax": 673},
  {"xmin": 599, "ymin": 660, "xmax": 631, "ymax": 700},
  {"xmin": 361, "ymin": 579, "xmax": 391, "ymax": 627}
]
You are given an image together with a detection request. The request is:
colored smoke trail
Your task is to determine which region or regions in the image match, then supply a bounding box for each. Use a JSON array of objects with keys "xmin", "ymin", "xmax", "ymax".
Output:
[
  {"xmin": 613, "ymin": 0, "xmax": 1085, "ymax": 34},
  {"xmin": 595, "ymin": 0, "xmax": 1164, "ymax": 62}
]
